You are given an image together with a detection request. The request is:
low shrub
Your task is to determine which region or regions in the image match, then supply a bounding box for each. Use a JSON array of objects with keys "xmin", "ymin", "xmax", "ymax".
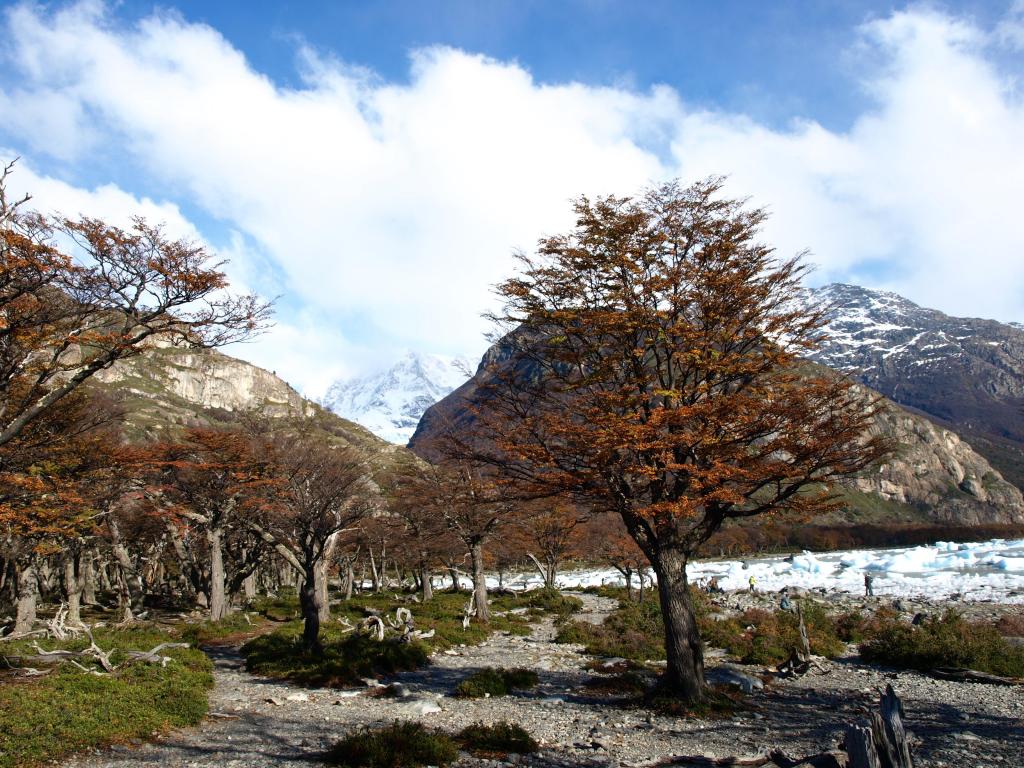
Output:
[
  {"xmin": 523, "ymin": 588, "xmax": 583, "ymax": 617},
  {"xmin": 583, "ymin": 670, "xmax": 651, "ymax": 695},
  {"xmin": 555, "ymin": 595, "xmax": 665, "ymax": 661},
  {"xmin": 995, "ymin": 613, "xmax": 1024, "ymax": 637},
  {"xmin": 180, "ymin": 612, "xmax": 259, "ymax": 645},
  {"xmin": 453, "ymin": 667, "xmax": 539, "ymax": 698},
  {"xmin": 325, "ymin": 721, "xmax": 458, "ymax": 768},
  {"xmin": 860, "ymin": 611, "xmax": 1024, "ymax": 677},
  {"xmin": 457, "ymin": 721, "xmax": 539, "ymax": 756},
  {"xmin": 701, "ymin": 602, "xmax": 845, "ymax": 665},
  {"xmin": 242, "ymin": 633, "xmax": 429, "ymax": 687},
  {"xmin": 0, "ymin": 627, "xmax": 213, "ymax": 768}
]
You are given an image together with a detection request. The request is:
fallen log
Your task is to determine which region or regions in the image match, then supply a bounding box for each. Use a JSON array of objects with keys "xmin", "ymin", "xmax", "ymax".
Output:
[{"xmin": 929, "ymin": 667, "xmax": 1023, "ymax": 686}]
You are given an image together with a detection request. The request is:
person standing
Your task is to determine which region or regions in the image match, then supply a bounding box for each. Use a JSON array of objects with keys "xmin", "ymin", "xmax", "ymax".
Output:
[
  {"xmin": 748, "ymin": 574, "xmax": 757, "ymax": 593},
  {"xmin": 864, "ymin": 572, "xmax": 875, "ymax": 596}
]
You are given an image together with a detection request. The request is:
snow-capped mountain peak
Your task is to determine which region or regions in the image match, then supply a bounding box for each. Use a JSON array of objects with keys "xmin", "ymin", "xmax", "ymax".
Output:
[{"xmin": 322, "ymin": 352, "xmax": 473, "ymax": 445}]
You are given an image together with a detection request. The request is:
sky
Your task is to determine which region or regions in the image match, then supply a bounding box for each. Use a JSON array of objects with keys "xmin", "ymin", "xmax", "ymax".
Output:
[{"xmin": 0, "ymin": 1, "xmax": 1022, "ymax": 396}]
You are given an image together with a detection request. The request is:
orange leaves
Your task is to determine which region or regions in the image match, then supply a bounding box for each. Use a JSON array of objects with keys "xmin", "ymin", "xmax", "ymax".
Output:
[{"xmin": 460, "ymin": 177, "xmax": 893, "ymax": 557}]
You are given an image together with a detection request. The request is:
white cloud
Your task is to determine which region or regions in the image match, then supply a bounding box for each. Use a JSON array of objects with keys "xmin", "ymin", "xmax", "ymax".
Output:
[{"xmin": 1, "ymin": 2, "xmax": 1022, "ymax": 396}]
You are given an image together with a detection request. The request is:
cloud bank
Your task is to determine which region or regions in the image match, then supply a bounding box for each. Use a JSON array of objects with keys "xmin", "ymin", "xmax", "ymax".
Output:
[{"xmin": 1, "ymin": 3, "xmax": 1022, "ymax": 394}]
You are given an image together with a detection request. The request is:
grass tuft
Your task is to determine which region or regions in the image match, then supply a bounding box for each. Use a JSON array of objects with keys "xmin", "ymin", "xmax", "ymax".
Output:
[
  {"xmin": 453, "ymin": 667, "xmax": 539, "ymax": 698},
  {"xmin": 325, "ymin": 721, "xmax": 458, "ymax": 768},
  {"xmin": 456, "ymin": 721, "xmax": 539, "ymax": 756}
]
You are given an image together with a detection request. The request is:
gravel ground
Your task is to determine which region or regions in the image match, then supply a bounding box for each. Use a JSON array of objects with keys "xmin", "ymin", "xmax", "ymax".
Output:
[{"xmin": 66, "ymin": 593, "xmax": 1024, "ymax": 768}]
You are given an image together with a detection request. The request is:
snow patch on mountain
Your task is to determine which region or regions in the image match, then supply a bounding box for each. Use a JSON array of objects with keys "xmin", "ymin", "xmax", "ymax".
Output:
[{"xmin": 322, "ymin": 352, "xmax": 473, "ymax": 445}]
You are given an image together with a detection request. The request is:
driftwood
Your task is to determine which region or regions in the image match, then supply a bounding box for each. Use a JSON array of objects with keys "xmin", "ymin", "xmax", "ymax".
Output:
[
  {"xmin": 929, "ymin": 667, "xmax": 1023, "ymax": 686},
  {"xmin": 654, "ymin": 685, "xmax": 911, "ymax": 768},
  {"xmin": 775, "ymin": 607, "xmax": 828, "ymax": 678},
  {"xmin": 654, "ymin": 748, "xmax": 846, "ymax": 767},
  {"xmin": 844, "ymin": 685, "xmax": 913, "ymax": 768}
]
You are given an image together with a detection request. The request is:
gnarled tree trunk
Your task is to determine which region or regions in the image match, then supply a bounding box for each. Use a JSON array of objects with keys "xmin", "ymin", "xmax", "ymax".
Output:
[
  {"xmin": 208, "ymin": 526, "xmax": 228, "ymax": 621},
  {"xmin": 470, "ymin": 541, "xmax": 490, "ymax": 624},
  {"xmin": 13, "ymin": 561, "xmax": 39, "ymax": 635},
  {"xmin": 653, "ymin": 548, "xmax": 705, "ymax": 702}
]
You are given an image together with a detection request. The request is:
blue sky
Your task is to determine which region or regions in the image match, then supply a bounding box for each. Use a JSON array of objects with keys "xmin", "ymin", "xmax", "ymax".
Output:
[{"xmin": 1, "ymin": 1, "xmax": 1022, "ymax": 394}]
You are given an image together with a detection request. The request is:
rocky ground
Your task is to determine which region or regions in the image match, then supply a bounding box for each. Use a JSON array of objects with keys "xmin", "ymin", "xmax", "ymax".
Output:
[{"xmin": 66, "ymin": 592, "xmax": 1024, "ymax": 768}]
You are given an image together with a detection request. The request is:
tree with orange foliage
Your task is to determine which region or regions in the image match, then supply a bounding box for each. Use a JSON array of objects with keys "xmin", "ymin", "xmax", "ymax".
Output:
[
  {"xmin": 514, "ymin": 499, "xmax": 586, "ymax": 589},
  {"xmin": 581, "ymin": 513, "xmax": 651, "ymax": 600},
  {"xmin": 147, "ymin": 426, "xmax": 274, "ymax": 621},
  {"xmin": 0, "ymin": 160, "xmax": 271, "ymax": 450},
  {"xmin": 458, "ymin": 178, "xmax": 892, "ymax": 702},
  {"xmin": 0, "ymin": 388, "xmax": 124, "ymax": 634}
]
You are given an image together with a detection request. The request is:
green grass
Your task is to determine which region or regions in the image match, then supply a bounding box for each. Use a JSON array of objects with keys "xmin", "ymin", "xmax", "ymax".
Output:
[
  {"xmin": 243, "ymin": 632, "xmax": 429, "ymax": 687},
  {"xmin": 179, "ymin": 612, "xmax": 262, "ymax": 645},
  {"xmin": 0, "ymin": 626, "xmax": 213, "ymax": 768},
  {"xmin": 555, "ymin": 590, "xmax": 665, "ymax": 661},
  {"xmin": 558, "ymin": 588, "xmax": 847, "ymax": 666},
  {"xmin": 453, "ymin": 667, "xmax": 539, "ymax": 698},
  {"xmin": 325, "ymin": 721, "xmax": 458, "ymax": 768},
  {"xmin": 860, "ymin": 611, "xmax": 1024, "ymax": 677},
  {"xmin": 456, "ymin": 721, "xmax": 539, "ymax": 756},
  {"xmin": 242, "ymin": 589, "xmax": 561, "ymax": 687}
]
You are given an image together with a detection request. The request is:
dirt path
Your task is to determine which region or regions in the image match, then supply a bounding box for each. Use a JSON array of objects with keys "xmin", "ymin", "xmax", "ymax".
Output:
[{"xmin": 67, "ymin": 592, "xmax": 1024, "ymax": 768}]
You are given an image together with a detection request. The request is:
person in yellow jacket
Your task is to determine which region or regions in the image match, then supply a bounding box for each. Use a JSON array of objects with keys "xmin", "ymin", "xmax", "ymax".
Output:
[{"xmin": 748, "ymin": 574, "xmax": 757, "ymax": 593}]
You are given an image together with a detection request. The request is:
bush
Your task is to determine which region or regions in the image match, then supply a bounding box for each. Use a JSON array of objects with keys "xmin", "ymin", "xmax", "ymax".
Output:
[
  {"xmin": 0, "ymin": 627, "xmax": 213, "ymax": 768},
  {"xmin": 453, "ymin": 667, "xmax": 539, "ymax": 698},
  {"xmin": 701, "ymin": 603, "xmax": 845, "ymax": 666},
  {"xmin": 995, "ymin": 613, "xmax": 1024, "ymax": 637},
  {"xmin": 583, "ymin": 670, "xmax": 651, "ymax": 695},
  {"xmin": 457, "ymin": 721, "xmax": 539, "ymax": 756},
  {"xmin": 860, "ymin": 611, "xmax": 1024, "ymax": 677},
  {"xmin": 242, "ymin": 633, "xmax": 429, "ymax": 687},
  {"xmin": 555, "ymin": 594, "xmax": 665, "ymax": 661},
  {"xmin": 325, "ymin": 721, "xmax": 458, "ymax": 768},
  {"xmin": 523, "ymin": 588, "xmax": 583, "ymax": 617}
]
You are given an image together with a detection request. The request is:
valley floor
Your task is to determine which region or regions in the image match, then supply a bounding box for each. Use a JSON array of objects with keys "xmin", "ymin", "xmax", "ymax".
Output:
[{"xmin": 66, "ymin": 592, "xmax": 1023, "ymax": 768}]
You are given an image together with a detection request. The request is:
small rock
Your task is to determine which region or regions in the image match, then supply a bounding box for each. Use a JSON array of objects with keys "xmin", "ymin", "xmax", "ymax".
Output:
[{"xmin": 285, "ymin": 692, "xmax": 309, "ymax": 702}]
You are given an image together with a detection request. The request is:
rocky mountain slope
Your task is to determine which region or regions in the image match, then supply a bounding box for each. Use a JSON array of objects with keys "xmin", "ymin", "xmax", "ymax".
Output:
[
  {"xmin": 411, "ymin": 333, "xmax": 1024, "ymax": 526},
  {"xmin": 88, "ymin": 342, "xmax": 408, "ymax": 467},
  {"xmin": 321, "ymin": 352, "xmax": 473, "ymax": 444},
  {"xmin": 810, "ymin": 284, "xmax": 1024, "ymax": 490}
]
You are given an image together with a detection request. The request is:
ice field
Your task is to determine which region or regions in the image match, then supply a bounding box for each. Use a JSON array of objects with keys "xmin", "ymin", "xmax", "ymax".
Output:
[{"xmin": 526, "ymin": 538, "xmax": 1024, "ymax": 603}]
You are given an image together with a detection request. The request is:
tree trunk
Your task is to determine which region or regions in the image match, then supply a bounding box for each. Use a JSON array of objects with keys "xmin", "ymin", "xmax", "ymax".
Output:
[
  {"xmin": 315, "ymin": 557, "xmax": 331, "ymax": 624},
  {"xmin": 299, "ymin": 562, "xmax": 322, "ymax": 653},
  {"xmin": 344, "ymin": 558, "xmax": 355, "ymax": 600},
  {"xmin": 63, "ymin": 554, "xmax": 84, "ymax": 627},
  {"xmin": 13, "ymin": 561, "xmax": 39, "ymax": 635},
  {"xmin": 448, "ymin": 565, "xmax": 462, "ymax": 592},
  {"xmin": 81, "ymin": 550, "xmax": 97, "ymax": 605},
  {"xmin": 653, "ymin": 548, "xmax": 705, "ymax": 703},
  {"xmin": 470, "ymin": 541, "xmax": 490, "ymax": 624},
  {"xmin": 208, "ymin": 527, "xmax": 228, "ymax": 621},
  {"xmin": 420, "ymin": 560, "xmax": 433, "ymax": 602}
]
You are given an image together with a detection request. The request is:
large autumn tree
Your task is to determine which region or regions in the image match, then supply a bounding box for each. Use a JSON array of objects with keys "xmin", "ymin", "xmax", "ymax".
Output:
[{"xmin": 460, "ymin": 178, "xmax": 891, "ymax": 702}]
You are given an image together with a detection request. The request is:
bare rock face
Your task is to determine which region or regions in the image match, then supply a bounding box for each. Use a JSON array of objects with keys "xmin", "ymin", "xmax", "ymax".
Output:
[
  {"xmin": 848, "ymin": 394, "xmax": 1024, "ymax": 524},
  {"xmin": 96, "ymin": 346, "xmax": 309, "ymax": 417},
  {"xmin": 89, "ymin": 346, "xmax": 405, "ymax": 470}
]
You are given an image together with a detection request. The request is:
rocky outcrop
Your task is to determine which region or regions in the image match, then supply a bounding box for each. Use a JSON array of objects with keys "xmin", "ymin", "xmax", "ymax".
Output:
[
  {"xmin": 88, "ymin": 345, "xmax": 408, "ymax": 468},
  {"xmin": 810, "ymin": 283, "xmax": 1024, "ymax": 491},
  {"xmin": 411, "ymin": 334, "xmax": 1024, "ymax": 526},
  {"xmin": 849, "ymin": 394, "xmax": 1024, "ymax": 524}
]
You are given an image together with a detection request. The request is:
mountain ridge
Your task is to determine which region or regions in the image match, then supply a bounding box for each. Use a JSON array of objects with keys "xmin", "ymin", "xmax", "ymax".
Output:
[{"xmin": 809, "ymin": 283, "xmax": 1024, "ymax": 490}]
